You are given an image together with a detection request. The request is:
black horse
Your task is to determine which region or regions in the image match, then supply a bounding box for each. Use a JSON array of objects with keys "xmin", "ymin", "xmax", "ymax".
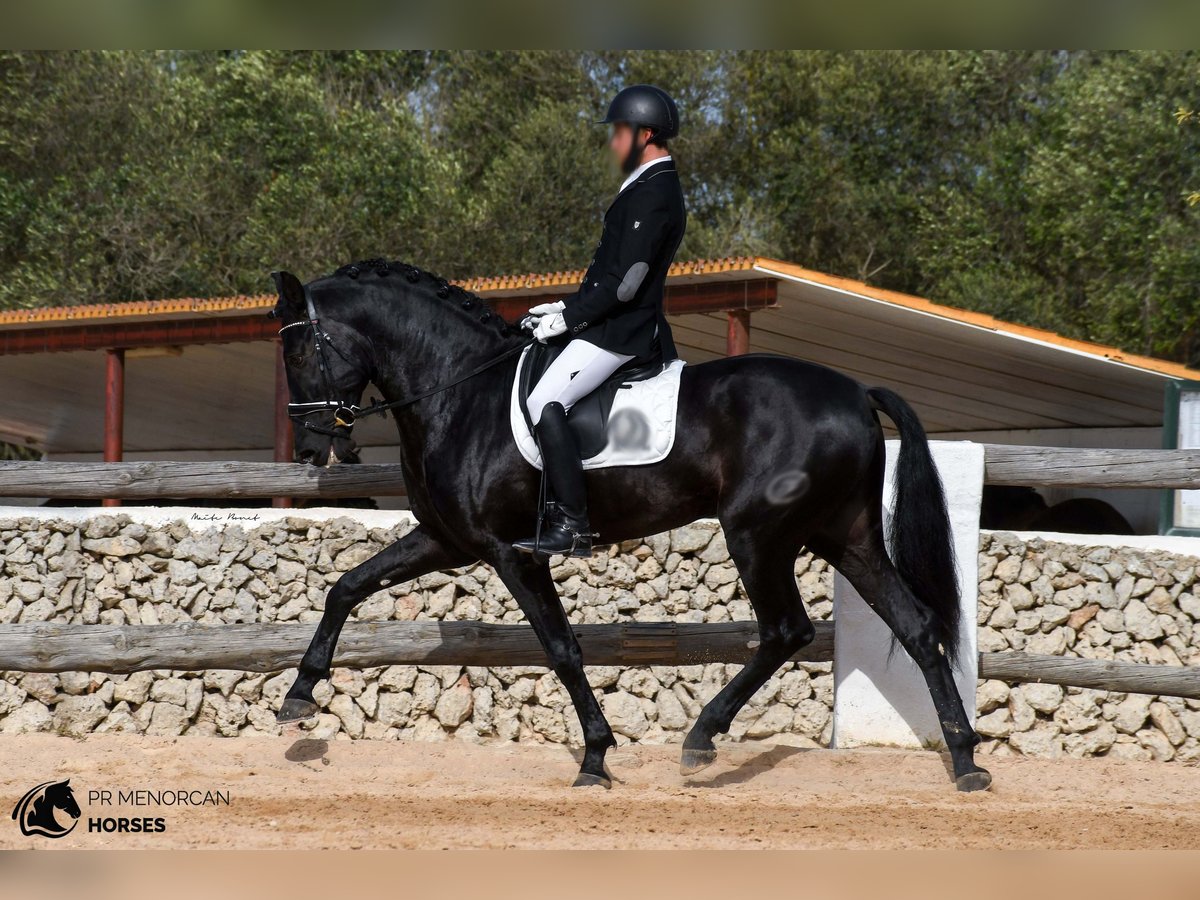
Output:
[{"xmin": 271, "ymin": 259, "xmax": 991, "ymax": 793}]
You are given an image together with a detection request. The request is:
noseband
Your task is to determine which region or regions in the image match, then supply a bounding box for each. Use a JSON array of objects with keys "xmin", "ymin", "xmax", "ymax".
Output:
[{"xmin": 279, "ymin": 290, "xmax": 532, "ymax": 439}]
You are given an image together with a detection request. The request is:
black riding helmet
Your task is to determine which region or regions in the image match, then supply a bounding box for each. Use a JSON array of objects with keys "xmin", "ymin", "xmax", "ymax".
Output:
[{"xmin": 599, "ymin": 84, "xmax": 679, "ymax": 173}]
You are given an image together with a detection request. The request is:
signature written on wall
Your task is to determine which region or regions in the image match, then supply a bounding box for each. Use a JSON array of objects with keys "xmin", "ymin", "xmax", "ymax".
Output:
[{"xmin": 188, "ymin": 512, "xmax": 262, "ymax": 524}]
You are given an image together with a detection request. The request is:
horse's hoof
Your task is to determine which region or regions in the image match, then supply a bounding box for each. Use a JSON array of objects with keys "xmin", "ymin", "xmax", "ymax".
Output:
[
  {"xmin": 679, "ymin": 747, "xmax": 718, "ymax": 776},
  {"xmin": 276, "ymin": 698, "xmax": 320, "ymax": 724},
  {"xmin": 955, "ymin": 769, "xmax": 992, "ymax": 793},
  {"xmin": 572, "ymin": 772, "xmax": 612, "ymax": 789}
]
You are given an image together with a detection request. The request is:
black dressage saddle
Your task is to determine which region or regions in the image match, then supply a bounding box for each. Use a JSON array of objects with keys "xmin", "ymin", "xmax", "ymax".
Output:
[{"xmin": 518, "ymin": 340, "xmax": 664, "ymax": 459}]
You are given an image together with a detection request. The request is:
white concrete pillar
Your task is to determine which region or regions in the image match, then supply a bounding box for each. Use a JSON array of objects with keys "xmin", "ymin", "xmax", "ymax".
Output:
[{"xmin": 832, "ymin": 440, "xmax": 983, "ymax": 749}]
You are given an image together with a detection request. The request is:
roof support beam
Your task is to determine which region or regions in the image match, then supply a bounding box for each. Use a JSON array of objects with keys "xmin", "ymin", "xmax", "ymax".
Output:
[
  {"xmin": 0, "ymin": 316, "xmax": 280, "ymax": 355},
  {"xmin": 476, "ymin": 278, "xmax": 779, "ymax": 325},
  {"xmin": 272, "ymin": 341, "xmax": 293, "ymax": 509},
  {"xmin": 102, "ymin": 348, "xmax": 124, "ymax": 508},
  {"xmin": 726, "ymin": 310, "xmax": 751, "ymax": 356}
]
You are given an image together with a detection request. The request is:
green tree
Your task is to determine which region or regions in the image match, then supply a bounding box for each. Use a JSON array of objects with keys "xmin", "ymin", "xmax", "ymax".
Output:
[
  {"xmin": 0, "ymin": 51, "xmax": 438, "ymax": 305},
  {"xmin": 916, "ymin": 52, "xmax": 1200, "ymax": 362},
  {"xmin": 1, "ymin": 51, "xmax": 1198, "ymax": 366},
  {"xmin": 1179, "ymin": 105, "xmax": 1200, "ymax": 206}
]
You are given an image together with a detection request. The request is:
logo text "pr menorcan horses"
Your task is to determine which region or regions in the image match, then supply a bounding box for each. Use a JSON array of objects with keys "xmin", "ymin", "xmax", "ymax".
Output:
[{"xmin": 89, "ymin": 788, "xmax": 231, "ymax": 807}]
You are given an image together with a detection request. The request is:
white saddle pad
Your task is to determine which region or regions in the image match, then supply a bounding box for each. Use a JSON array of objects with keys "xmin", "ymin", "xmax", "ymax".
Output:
[{"xmin": 510, "ymin": 347, "xmax": 686, "ymax": 471}]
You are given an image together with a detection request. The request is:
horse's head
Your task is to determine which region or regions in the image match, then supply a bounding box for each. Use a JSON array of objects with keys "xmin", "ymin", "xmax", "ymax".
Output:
[
  {"xmin": 271, "ymin": 270, "xmax": 371, "ymax": 467},
  {"xmin": 271, "ymin": 259, "xmax": 524, "ymax": 468},
  {"xmin": 48, "ymin": 779, "xmax": 80, "ymax": 819}
]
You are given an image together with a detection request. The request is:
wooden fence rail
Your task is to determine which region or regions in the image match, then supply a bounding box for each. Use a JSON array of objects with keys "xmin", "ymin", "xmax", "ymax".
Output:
[
  {"xmin": 978, "ymin": 652, "xmax": 1200, "ymax": 699},
  {"xmin": 0, "ymin": 446, "xmax": 1198, "ymax": 498},
  {"xmin": 0, "ymin": 621, "xmax": 834, "ymax": 673},
  {"xmin": 0, "ymin": 621, "xmax": 1197, "ymax": 700},
  {"xmin": 980, "ymin": 445, "xmax": 1200, "ymax": 490},
  {"xmin": 0, "ymin": 461, "xmax": 407, "ymax": 499}
]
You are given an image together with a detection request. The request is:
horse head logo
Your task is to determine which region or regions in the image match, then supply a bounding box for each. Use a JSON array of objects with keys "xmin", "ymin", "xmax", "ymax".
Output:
[{"xmin": 11, "ymin": 779, "xmax": 81, "ymax": 838}]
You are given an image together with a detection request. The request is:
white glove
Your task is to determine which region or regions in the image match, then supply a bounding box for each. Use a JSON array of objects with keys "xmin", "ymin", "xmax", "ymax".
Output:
[
  {"xmin": 533, "ymin": 312, "xmax": 567, "ymax": 343},
  {"xmin": 528, "ymin": 300, "xmax": 565, "ymax": 317}
]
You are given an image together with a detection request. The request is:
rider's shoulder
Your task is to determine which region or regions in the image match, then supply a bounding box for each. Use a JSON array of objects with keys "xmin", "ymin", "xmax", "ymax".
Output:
[
  {"xmin": 618, "ymin": 173, "xmax": 677, "ymax": 213},
  {"xmin": 633, "ymin": 162, "xmax": 678, "ymax": 191}
]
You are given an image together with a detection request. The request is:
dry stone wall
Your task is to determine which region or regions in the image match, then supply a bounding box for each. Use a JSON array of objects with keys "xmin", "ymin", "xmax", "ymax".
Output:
[
  {"xmin": 1, "ymin": 513, "xmax": 1199, "ymax": 761},
  {"xmin": 0, "ymin": 515, "xmax": 835, "ymax": 748},
  {"xmin": 975, "ymin": 531, "xmax": 1200, "ymax": 762}
]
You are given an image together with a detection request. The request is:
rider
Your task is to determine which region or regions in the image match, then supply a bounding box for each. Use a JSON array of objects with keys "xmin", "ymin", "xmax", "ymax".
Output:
[{"xmin": 513, "ymin": 84, "xmax": 687, "ymax": 558}]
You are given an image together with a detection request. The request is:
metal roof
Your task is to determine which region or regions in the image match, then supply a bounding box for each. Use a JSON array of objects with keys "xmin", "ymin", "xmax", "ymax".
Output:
[
  {"xmin": 753, "ymin": 259, "xmax": 1196, "ymax": 381},
  {"xmin": 0, "ymin": 256, "xmax": 1192, "ymax": 456},
  {"xmin": 731, "ymin": 259, "xmax": 1186, "ymax": 434}
]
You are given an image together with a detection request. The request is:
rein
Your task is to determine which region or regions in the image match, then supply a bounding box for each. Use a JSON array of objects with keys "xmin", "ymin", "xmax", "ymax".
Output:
[
  {"xmin": 351, "ymin": 339, "xmax": 531, "ymax": 421},
  {"xmin": 280, "ymin": 292, "xmax": 532, "ymax": 438}
]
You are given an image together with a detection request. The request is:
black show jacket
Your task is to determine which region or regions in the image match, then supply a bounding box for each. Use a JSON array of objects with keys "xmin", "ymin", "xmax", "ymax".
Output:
[{"xmin": 560, "ymin": 158, "xmax": 686, "ymax": 361}]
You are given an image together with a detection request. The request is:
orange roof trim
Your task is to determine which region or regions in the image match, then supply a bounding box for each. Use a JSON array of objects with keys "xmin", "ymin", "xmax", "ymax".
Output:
[
  {"xmin": 0, "ymin": 257, "xmax": 761, "ymax": 328},
  {"xmin": 457, "ymin": 256, "xmax": 757, "ymax": 293},
  {"xmin": 0, "ymin": 294, "xmax": 277, "ymax": 327}
]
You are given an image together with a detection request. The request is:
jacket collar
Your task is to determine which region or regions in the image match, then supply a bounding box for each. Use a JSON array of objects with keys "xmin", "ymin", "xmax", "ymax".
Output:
[{"xmin": 618, "ymin": 155, "xmax": 674, "ymax": 195}]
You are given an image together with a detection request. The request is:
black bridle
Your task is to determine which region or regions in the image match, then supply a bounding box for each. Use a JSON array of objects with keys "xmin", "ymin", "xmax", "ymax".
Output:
[
  {"xmin": 277, "ymin": 289, "xmax": 366, "ymax": 438},
  {"xmin": 277, "ymin": 290, "xmax": 532, "ymax": 439}
]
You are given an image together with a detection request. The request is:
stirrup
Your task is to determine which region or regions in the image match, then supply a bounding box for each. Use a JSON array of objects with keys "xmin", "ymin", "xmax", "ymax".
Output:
[
  {"xmin": 513, "ymin": 519, "xmax": 597, "ymax": 559},
  {"xmin": 563, "ymin": 525, "xmax": 599, "ymax": 556},
  {"xmin": 550, "ymin": 522, "xmax": 599, "ymax": 558}
]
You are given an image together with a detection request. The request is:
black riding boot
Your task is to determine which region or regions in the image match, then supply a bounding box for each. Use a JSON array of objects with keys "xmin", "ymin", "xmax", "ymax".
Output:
[{"xmin": 513, "ymin": 402, "xmax": 596, "ymax": 558}]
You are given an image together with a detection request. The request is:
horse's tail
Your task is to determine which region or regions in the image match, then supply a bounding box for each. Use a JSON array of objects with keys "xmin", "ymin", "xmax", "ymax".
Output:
[{"xmin": 866, "ymin": 386, "xmax": 961, "ymax": 664}]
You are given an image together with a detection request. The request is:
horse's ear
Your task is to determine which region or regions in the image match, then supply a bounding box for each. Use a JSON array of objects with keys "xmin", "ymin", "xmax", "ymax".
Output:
[{"xmin": 271, "ymin": 271, "xmax": 305, "ymax": 312}]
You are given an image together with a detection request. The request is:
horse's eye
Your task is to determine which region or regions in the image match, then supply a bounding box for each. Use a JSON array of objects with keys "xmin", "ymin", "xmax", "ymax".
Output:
[{"xmin": 286, "ymin": 354, "xmax": 305, "ymax": 367}]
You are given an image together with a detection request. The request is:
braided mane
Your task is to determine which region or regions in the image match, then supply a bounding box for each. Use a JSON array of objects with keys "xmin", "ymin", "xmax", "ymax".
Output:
[{"xmin": 331, "ymin": 258, "xmax": 518, "ymax": 336}]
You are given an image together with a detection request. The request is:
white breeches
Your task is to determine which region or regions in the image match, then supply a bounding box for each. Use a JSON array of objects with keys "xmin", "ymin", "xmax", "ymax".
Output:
[{"xmin": 526, "ymin": 339, "xmax": 635, "ymax": 426}]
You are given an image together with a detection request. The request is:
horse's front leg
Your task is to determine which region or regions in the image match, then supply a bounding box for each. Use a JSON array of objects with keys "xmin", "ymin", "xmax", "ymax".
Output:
[
  {"xmin": 491, "ymin": 550, "xmax": 617, "ymax": 787},
  {"xmin": 277, "ymin": 525, "xmax": 471, "ymax": 723}
]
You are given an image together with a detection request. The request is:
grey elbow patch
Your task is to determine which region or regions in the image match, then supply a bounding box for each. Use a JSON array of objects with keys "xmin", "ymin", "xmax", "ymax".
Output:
[{"xmin": 617, "ymin": 262, "xmax": 650, "ymax": 302}]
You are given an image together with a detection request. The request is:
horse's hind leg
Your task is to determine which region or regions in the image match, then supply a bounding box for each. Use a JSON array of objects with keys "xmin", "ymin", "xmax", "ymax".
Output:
[
  {"xmin": 681, "ymin": 528, "xmax": 814, "ymax": 775},
  {"xmin": 824, "ymin": 527, "xmax": 991, "ymax": 792},
  {"xmin": 278, "ymin": 525, "xmax": 471, "ymax": 723}
]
